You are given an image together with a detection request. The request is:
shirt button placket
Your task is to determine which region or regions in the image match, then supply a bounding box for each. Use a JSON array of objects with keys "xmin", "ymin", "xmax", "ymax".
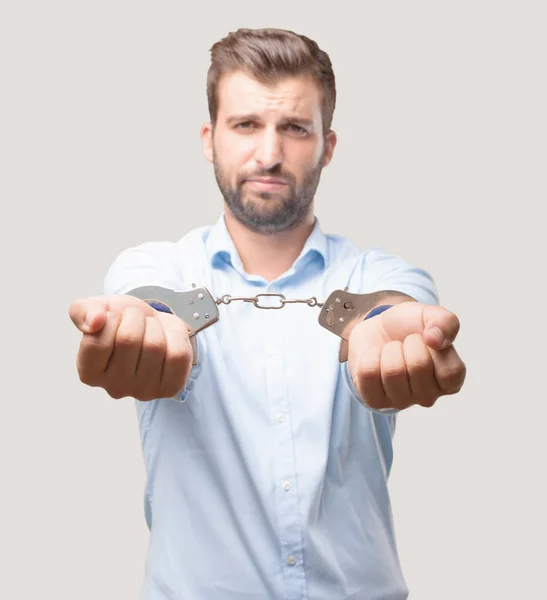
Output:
[{"xmin": 264, "ymin": 310, "xmax": 307, "ymax": 600}]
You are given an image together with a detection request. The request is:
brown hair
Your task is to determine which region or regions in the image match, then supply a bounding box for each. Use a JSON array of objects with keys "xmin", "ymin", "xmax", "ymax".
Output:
[{"xmin": 206, "ymin": 28, "xmax": 336, "ymax": 133}]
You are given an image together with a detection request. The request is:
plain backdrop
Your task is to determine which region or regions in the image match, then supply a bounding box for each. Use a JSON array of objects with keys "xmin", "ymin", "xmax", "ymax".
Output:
[{"xmin": 1, "ymin": 1, "xmax": 545, "ymax": 598}]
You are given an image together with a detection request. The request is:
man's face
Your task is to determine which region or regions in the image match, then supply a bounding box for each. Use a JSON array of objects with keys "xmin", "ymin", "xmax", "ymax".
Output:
[{"xmin": 201, "ymin": 71, "xmax": 336, "ymax": 234}]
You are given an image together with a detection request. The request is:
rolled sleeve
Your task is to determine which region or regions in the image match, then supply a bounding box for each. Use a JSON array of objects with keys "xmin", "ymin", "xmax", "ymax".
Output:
[{"xmin": 363, "ymin": 247, "xmax": 439, "ymax": 306}]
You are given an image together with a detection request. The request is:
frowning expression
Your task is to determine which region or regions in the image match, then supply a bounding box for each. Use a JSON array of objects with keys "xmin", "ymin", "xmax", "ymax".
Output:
[{"xmin": 201, "ymin": 70, "xmax": 337, "ymax": 233}]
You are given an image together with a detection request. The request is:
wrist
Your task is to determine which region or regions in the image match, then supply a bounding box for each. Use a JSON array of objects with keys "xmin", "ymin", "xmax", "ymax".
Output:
[{"xmin": 364, "ymin": 304, "xmax": 393, "ymax": 320}]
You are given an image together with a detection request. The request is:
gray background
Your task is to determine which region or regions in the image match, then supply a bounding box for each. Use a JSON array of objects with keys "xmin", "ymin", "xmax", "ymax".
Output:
[{"xmin": 1, "ymin": 1, "xmax": 545, "ymax": 598}]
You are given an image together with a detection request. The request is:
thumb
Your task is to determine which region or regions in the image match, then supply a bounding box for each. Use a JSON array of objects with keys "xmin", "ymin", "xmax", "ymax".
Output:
[
  {"xmin": 420, "ymin": 305, "xmax": 461, "ymax": 350},
  {"xmin": 69, "ymin": 294, "xmax": 159, "ymax": 334},
  {"xmin": 69, "ymin": 298, "xmax": 108, "ymax": 334},
  {"xmin": 377, "ymin": 303, "xmax": 461, "ymax": 350}
]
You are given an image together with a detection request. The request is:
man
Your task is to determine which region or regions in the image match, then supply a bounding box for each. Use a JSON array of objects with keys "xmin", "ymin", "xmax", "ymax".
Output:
[{"xmin": 70, "ymin": 28, "xmax": 465, "ymax": 600}]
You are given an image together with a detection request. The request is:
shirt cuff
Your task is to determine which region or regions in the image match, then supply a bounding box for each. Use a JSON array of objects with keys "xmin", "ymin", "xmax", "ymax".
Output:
[
  {"xmin": 341, "ymin": 361, "xmax": 400, "ymax": 415},
  {"xmin": 171, "ymin": 334, "xmax": 205, "ymax": 403}
]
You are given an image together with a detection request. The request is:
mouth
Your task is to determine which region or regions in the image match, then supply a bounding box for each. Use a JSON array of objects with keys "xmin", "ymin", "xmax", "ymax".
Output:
[{"xmin": 245, "ymin": 177, "xmax": 288, "ymax": 191}]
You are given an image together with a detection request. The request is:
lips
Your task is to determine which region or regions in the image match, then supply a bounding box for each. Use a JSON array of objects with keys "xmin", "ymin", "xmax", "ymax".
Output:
[
  {"xmin": 246, "ymin": 177, "xmax": 288, "ymax": 185},
  {"xmin": 245, "ymin": 177, "xmax": 289, "ymax": 193}
]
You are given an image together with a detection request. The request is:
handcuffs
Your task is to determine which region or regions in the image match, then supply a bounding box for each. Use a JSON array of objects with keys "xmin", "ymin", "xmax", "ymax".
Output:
[{"xmin": 125, "ymin": 285, "xmax": 397, "ymax": 365}]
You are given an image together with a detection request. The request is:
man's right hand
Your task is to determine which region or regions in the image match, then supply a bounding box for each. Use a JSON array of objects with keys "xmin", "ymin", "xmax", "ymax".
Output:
[{"xmin": 69, "ymin": 295, "xmax": 194, "ymax": 401}]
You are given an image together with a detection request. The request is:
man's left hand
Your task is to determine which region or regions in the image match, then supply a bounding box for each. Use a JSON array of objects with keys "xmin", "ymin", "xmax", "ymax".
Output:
[{"xmin": 348, "ymin": 302, "xmax": 466, "ymax": 411}]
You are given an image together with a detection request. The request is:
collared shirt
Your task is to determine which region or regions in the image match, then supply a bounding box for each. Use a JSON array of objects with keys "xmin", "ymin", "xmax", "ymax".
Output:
[{"xmin": 104, "ymin": 212, "xmax": 438, "ymax": 600}]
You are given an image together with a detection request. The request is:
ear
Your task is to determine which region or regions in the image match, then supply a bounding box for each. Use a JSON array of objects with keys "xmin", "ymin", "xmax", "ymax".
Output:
[
  {"xmin": 201, "ymin": 122, "xmax": 214, "ymax": 163},
  {"xmin": 321, "ymin": 130, "xmax": 337, "ymax": 168}
]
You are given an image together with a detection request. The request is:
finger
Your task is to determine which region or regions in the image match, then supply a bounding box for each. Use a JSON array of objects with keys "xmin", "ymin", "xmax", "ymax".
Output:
[
  {"xmin": 156, "ymin": 312, "xmax": 194, "ymax": 398},
  {"xmin": 77, "ymin": 311, "xmax": 122, "ymax": 385},
  {"xmin": 429, "ymin": 345, "xmax": 467, "ymax": 396},
  {"xmin": 70, "ymin": 295, "xmax": 158, "ymax": 334},
  {"xmin": 132, "ymin": 316, "xmax": 167, "ymax": 401},
  {"xmin": 380, "ymin": 341, "xmax": 412, "ymax": 410},
  {"xmin": 352, "ymin": 344, "xmax": 389, "ymax": 410},
  {"xmin": 403, "ymin": 333, "xmax": 440, "ymax": 407},
  {"xmin": 103, "ymin": 306, "xmax": 146, "ymax": 389}
]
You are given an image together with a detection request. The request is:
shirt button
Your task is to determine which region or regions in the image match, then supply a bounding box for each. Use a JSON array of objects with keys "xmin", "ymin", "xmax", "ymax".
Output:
[
  {"xmin": 276, "ymin": 413, "xmax": 285, "ymax": 423},
  {"xmin": 282, "ymin": 480, "xmax": 291, "ymax": 491},
  {"xmin": 287, "ymin": 555, "xmax": 297, "ymax": 566}
]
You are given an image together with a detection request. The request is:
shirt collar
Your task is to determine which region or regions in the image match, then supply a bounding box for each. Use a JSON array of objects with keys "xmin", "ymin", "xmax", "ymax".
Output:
[{"xmin": 205, "ymin": 212, "xmax": 328, "ymax": 273}]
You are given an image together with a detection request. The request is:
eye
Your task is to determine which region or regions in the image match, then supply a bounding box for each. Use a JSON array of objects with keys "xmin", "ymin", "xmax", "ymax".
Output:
[
  {"xmin": 285, "ymin": 123, "xmax": 308, "ymax": 135},
  {"xmin": 235, "ymin": 121, "xmax": 255, "ymax": 130}
]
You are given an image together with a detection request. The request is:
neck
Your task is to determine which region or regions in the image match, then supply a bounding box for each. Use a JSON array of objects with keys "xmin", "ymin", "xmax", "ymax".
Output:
[{"xmin": 223, "ymin": 205, "xmax": 316, "ymax": 282}]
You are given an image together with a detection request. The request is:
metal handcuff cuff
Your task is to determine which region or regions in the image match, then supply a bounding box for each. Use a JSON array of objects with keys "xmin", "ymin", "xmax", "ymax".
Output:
[{"xmin": 125, "ymin": 285, "xmax": 395, "ymax": 365}]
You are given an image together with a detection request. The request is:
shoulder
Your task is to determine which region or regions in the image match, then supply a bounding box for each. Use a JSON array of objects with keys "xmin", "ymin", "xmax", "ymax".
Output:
[
  {"xmin": 330, "ymin": 240, "xmax": 439, "ymax": 306},
  {"xmin": 103, "ymin": 224, "xmax": 213, "ymax": 295},
  {"xmin": 325, "ymin": 231, "xmax": 420, "ymax": 274},
  {"xmin": 111, "ymin": 225, "xmax": 212, "ymax": 265}
]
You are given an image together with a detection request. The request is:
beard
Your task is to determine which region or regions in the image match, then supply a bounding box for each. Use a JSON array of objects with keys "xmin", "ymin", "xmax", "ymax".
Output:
[{"xmin": 212, "ymin": 149, "xmax": 325, "ymax": 234}]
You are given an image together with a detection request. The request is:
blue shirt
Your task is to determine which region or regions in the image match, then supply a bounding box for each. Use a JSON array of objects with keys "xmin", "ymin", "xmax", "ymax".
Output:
[{"xmin": 104, "ymin": 212, "xmax": 438, "ymax": 600}]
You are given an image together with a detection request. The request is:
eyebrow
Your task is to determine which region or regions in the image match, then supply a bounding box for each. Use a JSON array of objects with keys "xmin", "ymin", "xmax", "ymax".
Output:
[{"xmin": 225, "ymin": 114, "xmax": 314, "ymax": 128}]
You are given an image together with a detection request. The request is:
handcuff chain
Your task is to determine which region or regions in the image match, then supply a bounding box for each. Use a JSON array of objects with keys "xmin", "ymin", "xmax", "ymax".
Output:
[{"xmin": 216, "ymin": 292, "xmax": 324, "ymax": 310}]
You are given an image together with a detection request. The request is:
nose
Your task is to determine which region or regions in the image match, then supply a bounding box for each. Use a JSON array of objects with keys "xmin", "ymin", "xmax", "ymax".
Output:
[{"xmin": 254, "ymin": 128, "xmax": 283, "ymax": 171}]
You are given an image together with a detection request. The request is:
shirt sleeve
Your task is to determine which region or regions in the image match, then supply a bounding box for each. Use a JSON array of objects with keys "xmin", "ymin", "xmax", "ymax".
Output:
[
  {"xmin": 342, "ymin": 247, "xmax": 439, "ymax": 414},
  {"xmin": 103, "ymin": 242, "xmax": 204, "ymax": 403},
  {"xmin": 361, "ymin": 246, "xmax": 439, "ymax": 306}
]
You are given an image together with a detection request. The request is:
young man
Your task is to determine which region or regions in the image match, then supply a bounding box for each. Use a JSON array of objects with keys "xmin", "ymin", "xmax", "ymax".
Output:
[{"xmin": 70, "ymin": 28, "xmax": 465, "ymax": 600}]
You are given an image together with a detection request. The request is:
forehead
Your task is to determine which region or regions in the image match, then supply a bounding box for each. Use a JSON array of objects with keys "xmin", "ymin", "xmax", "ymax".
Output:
[{"xmin": 216, "ymin": 70, "xmax": 322, "ymax": 120}]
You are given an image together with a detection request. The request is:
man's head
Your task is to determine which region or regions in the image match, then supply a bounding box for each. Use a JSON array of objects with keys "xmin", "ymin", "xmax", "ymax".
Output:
[{"xmin": 200, "ymin": 28, "xmax": 337, "ymax": 234}]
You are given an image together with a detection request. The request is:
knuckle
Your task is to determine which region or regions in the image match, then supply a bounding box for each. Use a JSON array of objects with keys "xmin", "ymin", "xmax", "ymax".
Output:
[
  {"xmin": 104, "ymin": 377, "xmax": 133, "ymax": 400},
  {"xmin": 156, "ymin": 312, "xmax": 185, "ymax": 330},
  {"xmin": 168, "ymin": 344, "xmax": 193, "ymax": 367},
  {"xmin": 382, "ymin": 365, "xmax": 406, "ymax": 380},
  {"xmin": 408, "ymin": 354, "xmax": 432, "ymax": 374},
  {"xmin": 361, "ymin": 394, "xmax": 385, "ymax": 410},
  {"xmin": 161, "ymin": 377, "xmax": 187, "ymax": 400},
  {"xmin": 133, "ymin": 373, "xmax": 163, "ymax": 401},
  {"xmin": 161, "ymin": 365, "xmax": 192, "ymax": 400},
  {"xmin": 439, "ymin": 362, "xmax": 466, "ymax": 392},
  {"xmin": 115, "ymin": 330, "xmax": 141, "ymax": 349},
  {"xmin": 160, "ymin": 381, "xmax": 183, "ymax": 399},
  {"xmin": 107, "ymin": 387, "xmax": 126, "ymax": 400},
  {"xmin": 76, "ymin": 355, "xmax": 102, "ymax": 387},
  {"xmin": 417, "ymin": 395, "xmax": 438, "ymax": 408},
  {"xmin": 142, "ymin": 336, "xmax": 166, "ymax": 357},
  {"xmin": 80, "ymin": 335, "xmax": 106, "ymax": 354},
  {"xmin": 353, "ymin": 378, "xmax": 387, "ymax": 410},
  {"xmin": 78, "ymin": 369, "xmax": 94, "ymax": 386},
  {"xmin": 357, "ymin": 366, "xmax": 380, "ymax": 386},
  {"xmin": 444, "ymin": 380, "xmax": 465, "ymax": 395}
]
